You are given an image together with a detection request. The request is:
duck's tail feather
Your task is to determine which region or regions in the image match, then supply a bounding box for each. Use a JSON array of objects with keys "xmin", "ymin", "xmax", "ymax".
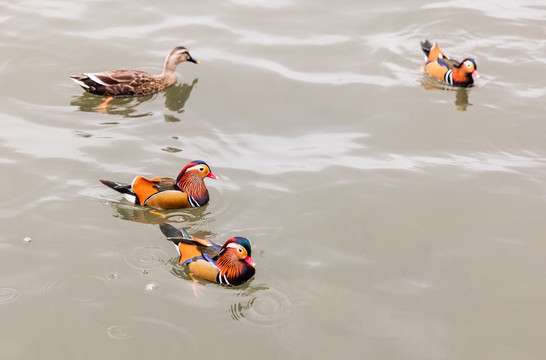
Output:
[
  {"xmin": 100, "ymin": 179, "xmax": 136, "ymax": 195},
  {"xmin": 159, "ymin": 223, "xmax": 191, "ymax": 239},
  {"xmin": 70, "ymin": 74, "xmax": 91, "ymax": 89},
  {"xmin": 421, "ymin": 39, "xmax": 434, "ymax": 57}
]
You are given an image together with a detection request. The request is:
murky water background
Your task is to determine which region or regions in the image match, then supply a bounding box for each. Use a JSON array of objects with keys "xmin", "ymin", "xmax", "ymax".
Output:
[{"xmin": 1, "ymin": 0, "xmax": 546, "ymax": 358}]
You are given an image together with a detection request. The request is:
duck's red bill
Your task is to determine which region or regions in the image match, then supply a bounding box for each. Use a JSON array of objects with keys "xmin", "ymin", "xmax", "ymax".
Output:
[{"xmin": 245, "ymin": 256, "xmax": 256, "ymax": 268}]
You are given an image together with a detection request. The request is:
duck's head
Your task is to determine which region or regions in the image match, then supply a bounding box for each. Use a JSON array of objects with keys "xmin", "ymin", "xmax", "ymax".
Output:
[
  {"xmin": 176, "ymin": 160, "xmax": 217, "ymax": 182},
  {"xmin": 170, "ymin": 46, "xmax": 199, "ymax": 65},
  {"xmin": 221, "ymin": 237, "xmax": 256, "ymax": 268},
  {"xmin": 216, "ymin": 236, "xmax": 256, "ymax": 285},
  {"xmin": 461, "ymin": 58, "xmax": 478, "ymax": 78}
]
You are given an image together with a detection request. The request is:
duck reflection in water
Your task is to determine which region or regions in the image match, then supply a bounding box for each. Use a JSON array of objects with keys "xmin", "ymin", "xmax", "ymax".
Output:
[
  {"xmin": 102, "ymin": 198, "xmax": 212, "ymax": 227},
  {"xmin": 70, "ymin": 92, "xmax": 154, "ymax": 116},
  {"xmin": 164, "ymin": 78, "xmax": 198, "ymax": 113},
  {"xmin": 421, "ymin": 79, "xmax": 472, "ymax": 111},
  {"xmin": 70, "ymin": 78, "xmax": 198, "ymax": 117}
]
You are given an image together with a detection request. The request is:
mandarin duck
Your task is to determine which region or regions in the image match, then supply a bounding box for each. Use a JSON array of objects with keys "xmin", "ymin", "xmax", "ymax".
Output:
[
  {"xmin": 160, "ymin": 223, "xmax": 256, "ymax": 286},
  {"xmin": 71, "ymin": 46, "xmax": 198, "ymax": 105},
  {"xmin": 421, "ymin": 40, "xmax": 478, "ymax": 87},
  {"xmin": 100, "ymin": 160, "xmax": 217, "ymax": 210}
]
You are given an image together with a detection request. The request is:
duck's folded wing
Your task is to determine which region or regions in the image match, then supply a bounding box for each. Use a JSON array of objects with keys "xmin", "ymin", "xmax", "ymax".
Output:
[
  {"xmin": 131, "ymin": 176, "xmax": 175, "ymax": 204},
  {"xmin": 438, "ymin": 57, "xmax": 460, "ymax": 70},
  {"xmin": 87, "ymin": 70, "xmax": 151, "ymax": 85}
]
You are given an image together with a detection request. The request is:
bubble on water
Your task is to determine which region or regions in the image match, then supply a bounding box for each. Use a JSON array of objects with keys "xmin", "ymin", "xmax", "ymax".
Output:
[
  {"xmin": 23, "ymin": 237, "xmax": 31, "ymax": 243},
  {"xmin": 107, "ymin": 273, "xmax": 120, "ymax": 280},
  {"xmin": 145, "ymin": 282, "xmax": 158, "ymax": 292}
]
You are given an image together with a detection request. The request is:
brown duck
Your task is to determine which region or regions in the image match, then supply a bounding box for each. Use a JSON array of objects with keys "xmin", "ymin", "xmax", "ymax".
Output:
[{"xmin": 70, "ymin": 46, "xmax": 199, "ymax": 98}]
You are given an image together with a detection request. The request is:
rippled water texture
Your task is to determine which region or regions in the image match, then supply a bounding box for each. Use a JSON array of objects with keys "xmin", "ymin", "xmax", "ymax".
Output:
[{"xmin": 1, "ymin": 0, "xmax": 546, "ymax": 359}]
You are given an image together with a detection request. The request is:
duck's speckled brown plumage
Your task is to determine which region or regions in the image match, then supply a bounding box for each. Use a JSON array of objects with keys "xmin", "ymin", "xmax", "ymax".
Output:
[{"xmin": 71, "ymin": 46, "xmax": 198, "ymax": 97}]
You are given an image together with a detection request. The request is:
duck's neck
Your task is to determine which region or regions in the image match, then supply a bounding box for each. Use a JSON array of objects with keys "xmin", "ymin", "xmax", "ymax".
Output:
[
  {"xmin": 453, "ymin": 68, "xmax": 473, "ymax": 85},
  {"xmin": 160, "ymin": 56, "xmax": 179, "ymax": 85},
  {"xmin": 216, "ymin": 253, "xmax": 243, "ymax": 277},
  {"xmin": 177, "ymin": 173, "xmax": 209, "ymax": 205},
  {"xmin": 216, "ymin": 253, "xmax": 255, "ymax": 285}
]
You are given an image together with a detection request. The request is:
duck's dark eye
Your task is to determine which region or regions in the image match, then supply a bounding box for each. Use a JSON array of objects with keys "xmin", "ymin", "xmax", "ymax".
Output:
[
  {"xmin": 237, "ymin": 248, "xmax": 243, "ymax": 253},
  {"xmin": 199, "ymin": 167, "xmax": 205, "ymax": 172}
]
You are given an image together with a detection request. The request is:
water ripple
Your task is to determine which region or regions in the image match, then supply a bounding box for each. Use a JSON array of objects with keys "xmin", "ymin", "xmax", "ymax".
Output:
[
  {"xmin": 229, "ymin": 0, "xmax": 294, "ymax": 9},
  {"xmin": 184, "ymin": 130, "xmax": 546, "ymax": 175},
  {"xmin": 124, "ymin": 246, "xmax": 170, "ymax": 271},
  {"xmin": 0, "ymin": 287, "xmax": 19, "ymax": 304},
  {"xmin": 239, "ymin": 34, "xmax": 350, "ymax": 46},
  {"xmin": 1, "ymin": 0, "xmax": 86, "ymax": 20},
  {"xmin": 423, "ymin": 0, "xmax": 545, "ymax": 21},
  {"xmin": 198, "ymin": 48, "xmax": 398, "ymax": 86},
  {"xmin": 187, "ymin": 131, "xmax": 367, "ymax": 175},
  {"xmin": 46, "ymin": 275, "xmax": 113, "ymax": 308},
  {"xmin": 230, "ymin": 284, "xmax": 294, "ymax": 330},
  {"xmin": 107, "ymin": 325, "xmax": 133, "ymax": 340},
  {"xmin": 336, "ymin": 152, "xmax": 546, "ymax": 174},
  {"xmin": 104, "ymin": 316, "xmax": 197, "ymax": 350}
]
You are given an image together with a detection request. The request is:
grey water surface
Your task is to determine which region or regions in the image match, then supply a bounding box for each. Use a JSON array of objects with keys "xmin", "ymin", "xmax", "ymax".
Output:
[{"xmin": 1, "ymin": 0, "xmax": 546, "ymax": 359}]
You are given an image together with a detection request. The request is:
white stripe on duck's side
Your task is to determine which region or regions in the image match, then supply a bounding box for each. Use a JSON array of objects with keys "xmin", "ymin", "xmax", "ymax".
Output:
[
  {"xmin": 188, "ymin": 195, "xmax": 199, "ymax": 208},
  {"xmin": 444, "ymin": 69, "xmax": 453, "ymax": 85},
  {"xmin": 217, "ymin": 273, "xmax": 231, "ymax": 286}
]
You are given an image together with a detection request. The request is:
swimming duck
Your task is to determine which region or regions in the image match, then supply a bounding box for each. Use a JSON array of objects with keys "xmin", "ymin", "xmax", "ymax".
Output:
[
  {"xmin": 71, "ymin": 46, "xmax": 199, "ymax": 98},
  {"xmin": 100, "ymin": 160, "xmax": 217, "ymax": 210},
  {"xmin": 421, "ymin": 40, "xmax": 478, "ymax": 87},
  {"xmin": 160, "ymin": 223, "xmax": 256, "ymax": 286}
]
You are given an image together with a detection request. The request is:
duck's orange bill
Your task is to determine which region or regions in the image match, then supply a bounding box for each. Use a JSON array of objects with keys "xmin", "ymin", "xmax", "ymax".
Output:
[{"xmin": 207, "ymin": 172, "xmax": 218, "ymax": 180}]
